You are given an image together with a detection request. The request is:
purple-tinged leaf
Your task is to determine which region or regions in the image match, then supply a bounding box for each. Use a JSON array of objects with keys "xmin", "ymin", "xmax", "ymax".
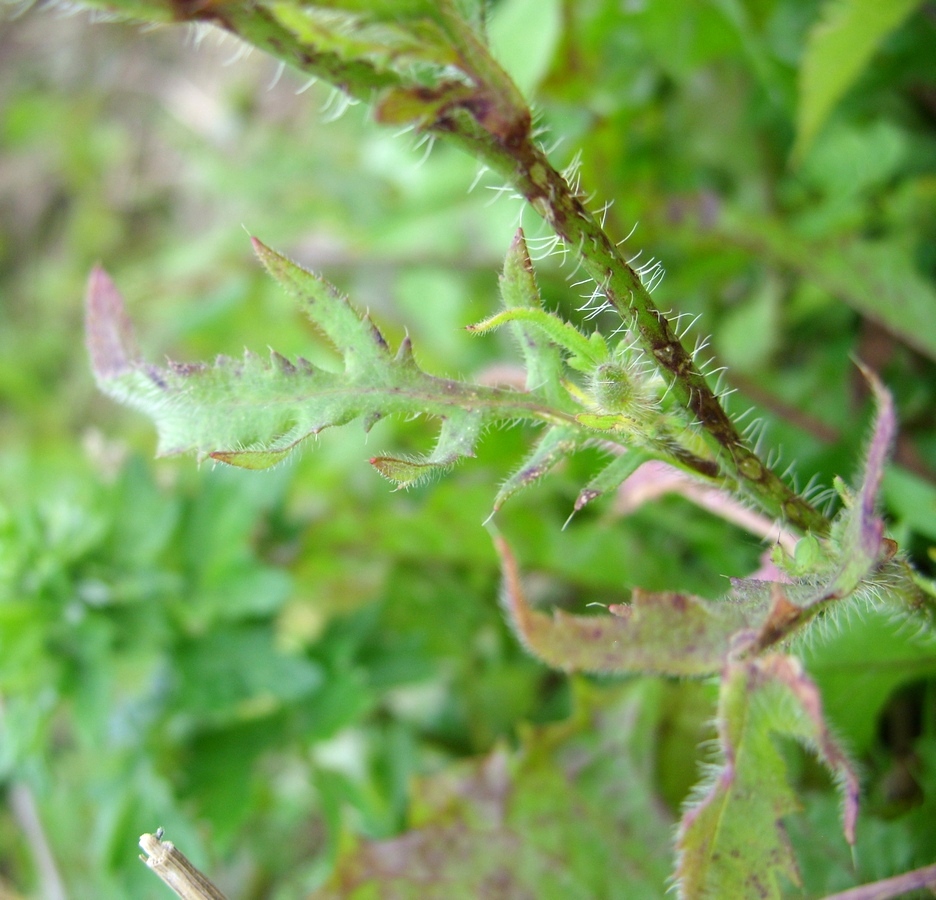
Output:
[
  {"xmin": 86, "ymin": 239, "xmax": 573, "ymax": 471},
  {"xmin": 729, "ymin": 367, "xmax": 897, "ymax": 637},
  {"xmin": 836, "ymin": 361, "xmax": 894, "ymax": 577},
  {"xmin": 675, "ymin": 655, "xmax": 859, "ymax": 900},
  {"xmin": 85, "ymin": 266, "xmax": 140, "ymax": 380},
  {"xmin": 370, "ymin": 411, "xmax": 483, "ymax": 487},
  {"xmin": 496, "ymin": 534, "xmax": 769, "ymax": 676}
]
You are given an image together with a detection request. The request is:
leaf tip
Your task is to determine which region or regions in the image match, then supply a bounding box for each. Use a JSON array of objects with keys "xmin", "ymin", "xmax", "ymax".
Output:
[
  {"xmin": 369, "ymin": 454, "xmax": 440, "ymax": 488},
  {"xmin": 85, "ymin": 265, "xmax": 139, "ymax": 380}
]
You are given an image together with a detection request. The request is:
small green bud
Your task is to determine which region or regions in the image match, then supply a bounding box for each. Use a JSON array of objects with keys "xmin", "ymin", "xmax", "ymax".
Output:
[
  {"xmin": 589, "ymin": 363, "xmax": 639, "ymax": 415},
  {"xmin": 793, "ymin": 533, "xmax": 822, "ymax": 571}
]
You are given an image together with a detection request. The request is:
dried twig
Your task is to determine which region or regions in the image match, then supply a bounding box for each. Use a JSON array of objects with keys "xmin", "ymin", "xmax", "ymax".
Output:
[{"xmin": 139, "ymin": 830, "xmax": 227, "ymax": 900}]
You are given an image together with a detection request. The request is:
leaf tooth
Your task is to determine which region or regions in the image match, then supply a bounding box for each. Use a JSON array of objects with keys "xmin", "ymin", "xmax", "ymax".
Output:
[
  {"xmin": 168, "ymin": 359, "xmax": 208, "ymax": 376},
  {"xmin": 499, "ymin": 228, "xmax": 539, "ymax": 309},
  {"xmin": 369, "ymin": 454, "xmax": 445, "ymax": 488},
  {"xmin": 271, "ymin": 350, "xmax": 297, "ymax": 374},
  {"xmin": 394, "ymin": 335, "xmax": 419, "ymax": 369},
  {"xmin": 210, "ymin": 445, "xmax": 296, "ymax": 470},
  {"xmin": 362, "ymin": 411, "xmax": 384, "ymax": 433},
  {"xmin": 574, "ymin": 489, "xmax": 600, "ymax": 512},
  {"xmin": 251, "ymin": 236, "xmax": 386, "ymax": 367},
  {"xmin": 363, "ymin": 312, "xmax": 391, "ymax": 353},
  {"xmin": 370, "ymin": 412, "xmax": 483, "ymax": 488}
]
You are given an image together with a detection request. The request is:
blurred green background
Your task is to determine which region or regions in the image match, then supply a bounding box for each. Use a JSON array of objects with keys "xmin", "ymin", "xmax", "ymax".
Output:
[{"xmin": 1, "ymin": 1, "xmax": 935, "ymax": 897}]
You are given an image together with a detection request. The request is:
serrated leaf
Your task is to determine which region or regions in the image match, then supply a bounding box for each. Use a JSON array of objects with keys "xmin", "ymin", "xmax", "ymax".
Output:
[
  {"xmin": 87, "ymin": 239, "xmax": 568, "ymax": 471},
  {"xmin": 794, "ymin": 0, "xmax": 923, "ymax": 162},
  {"xmin": 493, "ymin": 372, "xmax": 905, "ymax": 678},
  {"xmin": 496, "ymin": 534, "xmax": 771, "ymax": 676},
  {"xmin": 801, "ymin": 606, "xmax": 936, "ymax": 752},
  {"xmin": 252, "ymin": 238, "xmax": 391, "ymax": 371},
  {"xmin": 828, "ymin": 362, "xmax": 893, "ymax": 591},
  {"xmin": 675, "ymin": 655, "xmax": 859, "ymax": 899}
]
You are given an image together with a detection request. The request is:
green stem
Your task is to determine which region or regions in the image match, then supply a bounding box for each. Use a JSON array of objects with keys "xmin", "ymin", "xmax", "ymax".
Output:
[
  {"xmin": 81, "ymin": 0, "xmax": 828, "ymax": 534},
  {"xmin": 421, "ymin": 12, "xmax": 828, "ymax": 534},
  {"xmin": 486, "ymin": 142, "xmax": 828, "ymax": 535}
]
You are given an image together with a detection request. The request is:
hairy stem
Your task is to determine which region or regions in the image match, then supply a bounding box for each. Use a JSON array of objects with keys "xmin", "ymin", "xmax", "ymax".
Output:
[
  {"xmin": 486, "ymin": 144, "xmax": 828, "ymax": 535},
  {"xmin": 80, "ymin": 0, "xmax": 828, "ymax": 533}
]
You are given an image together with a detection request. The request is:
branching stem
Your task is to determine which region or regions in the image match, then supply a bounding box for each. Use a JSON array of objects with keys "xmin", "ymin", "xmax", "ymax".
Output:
[{"xmin": 78, "ymin": 0, "xmax": 829, "ymax": 534}]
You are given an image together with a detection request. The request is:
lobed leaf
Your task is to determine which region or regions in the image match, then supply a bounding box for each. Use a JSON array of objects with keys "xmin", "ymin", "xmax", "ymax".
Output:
[
  {"xmin": 732, "ymin": 365, "xmax": 898, "ymax": 645},
  {"xmin": 495, "ymin": 373, "xmax": 919, "ymax": 676},
  {"xmin": 495, "ymin": 534, "xmax": 769, "ymax": 677},
  {"xmin": 675, "ymin": 655, "xmax": 859, "ymax": 899},
  {"xmin": 86, "ymin": 238, "xmax": 568, "ymax": 473}
]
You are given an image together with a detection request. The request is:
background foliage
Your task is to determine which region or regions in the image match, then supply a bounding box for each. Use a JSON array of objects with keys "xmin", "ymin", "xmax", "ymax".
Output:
[{"xmin": 1, "ymin": 1, "xmax": 935, "ymax": 897}]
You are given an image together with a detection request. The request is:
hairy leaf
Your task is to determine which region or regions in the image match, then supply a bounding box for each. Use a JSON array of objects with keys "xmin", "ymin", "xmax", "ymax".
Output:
[
  {"xmin": 492, "ymin": 426, "xmax": 583, "ymax": 513},
  {"xmin": 497, "ymin": 229, "xmax": 568, "ymax": 404},
  {"xmin": 794, "ymin": 0, "xmax": 924, "ymax": 161},
  {"xmin": 496, "ymin": 372, "xmax": 913, "ymax": 673},
  {"xmin": 574, "ymin": 449, "xmax": 653, "ymax": 512},
  {"xmin": 675, "ymin": 655, "xmax": 859, "ymax": 900},
  {"xmin": 732, "ymin": 365, "xmax": 899, "ymax": 648},
  {"xmin": 496, "ymin": 533, "xmax": 771, "ymax": 677},
  {"xmin": 801, "ymin": 607, "xmax": 936, "ymax": 752},
  {"xmin": 468, "ymin": 306, "xmax": 607, "ymax": 376},
  {"xmin": 86, "ymin": 239, "xmax": 572, "ymax": 477}
]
